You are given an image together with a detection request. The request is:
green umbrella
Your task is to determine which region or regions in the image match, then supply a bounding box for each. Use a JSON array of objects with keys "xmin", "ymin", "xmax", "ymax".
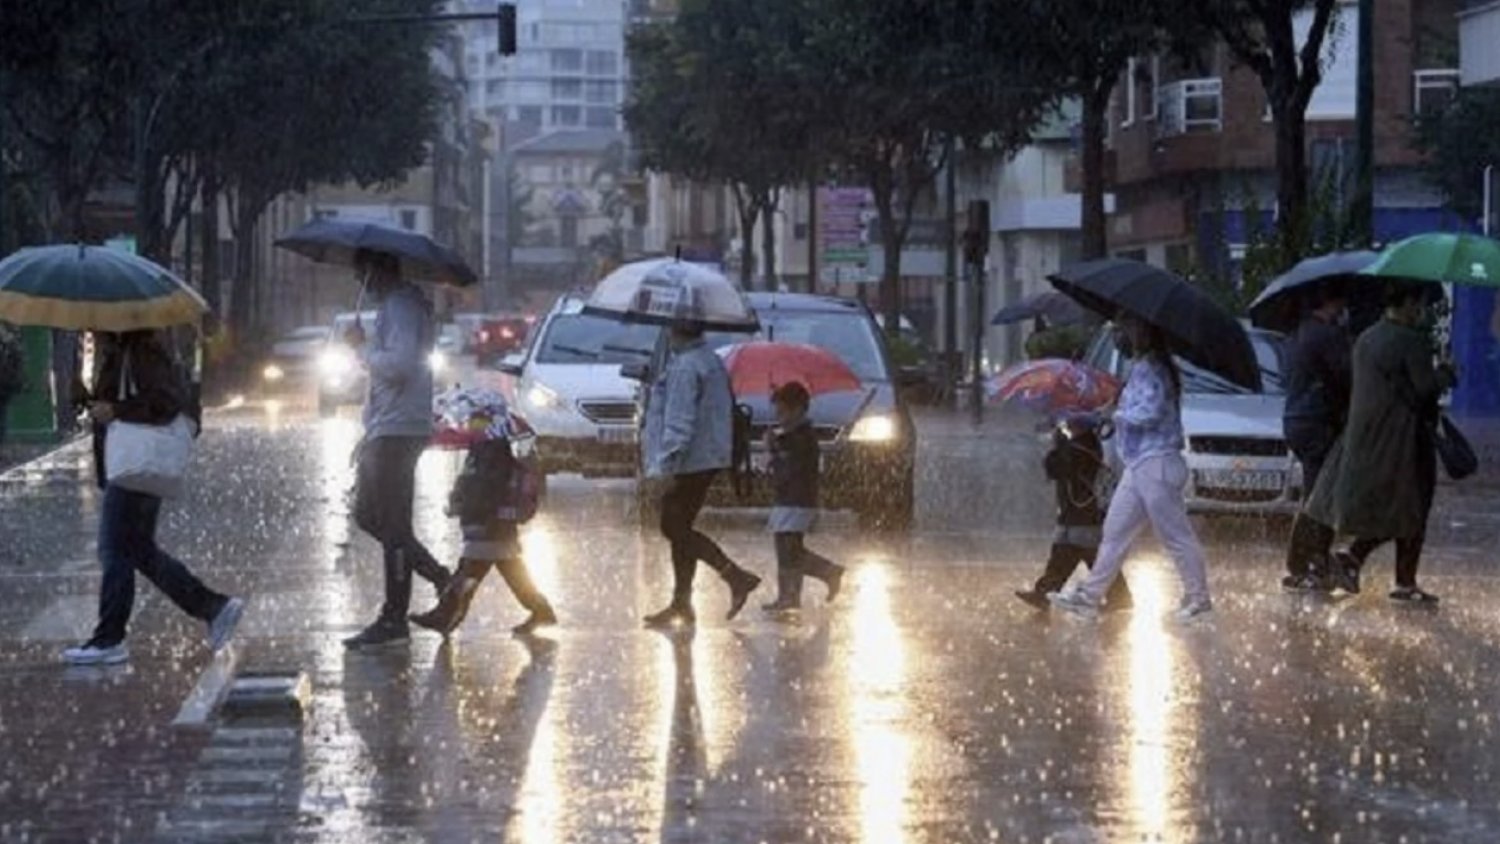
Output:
[
  {"xmin": 1360, "ymin": 233, "xmax": 1500, "ymax": 288},
  {"xmin": 0, "ymin": 244, "xmax": 207, "ymax": 331}
]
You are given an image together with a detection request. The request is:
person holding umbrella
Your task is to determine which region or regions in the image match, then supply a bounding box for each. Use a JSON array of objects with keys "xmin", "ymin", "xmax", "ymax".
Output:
[
  {"xmin": 1279, "ymin": 280, "xmax": 1353, "ymax": 591},
  {"xmin": 0, "ymin": 244, "xmax": 244, "ymax": 665},
  {"xmin": 341, "ymin": 249, "xmax": 453, "ymax": 649},
  {"xmin": 1049, "ymin": 316, "xmax": 1212, "ymax": 619}
]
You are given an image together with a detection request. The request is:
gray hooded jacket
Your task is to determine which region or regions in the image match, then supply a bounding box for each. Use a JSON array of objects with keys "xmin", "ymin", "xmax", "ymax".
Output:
[{"xmin": 362, "ymin": 283, "xmax": 435, "ymax": 441}]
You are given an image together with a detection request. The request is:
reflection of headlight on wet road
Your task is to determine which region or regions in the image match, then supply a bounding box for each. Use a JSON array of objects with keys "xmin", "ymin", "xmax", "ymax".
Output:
[
  {"xmin": 319, "ymin": 347, "xmax": 355, "ymax": 379},
  {"xmin": 428, "ymin": 350, "xmax": 449, "ymax": 374},
  {"xmin": 849, "ymin": 414, "xmax": 899, "ymax": 444},
  {"xmin": 262, "ymin": 363, "xmax": 285, "ymax": 382},
  {"xmin": 525, "ymin": 383, "xmax": 561, "ymax": 410}
]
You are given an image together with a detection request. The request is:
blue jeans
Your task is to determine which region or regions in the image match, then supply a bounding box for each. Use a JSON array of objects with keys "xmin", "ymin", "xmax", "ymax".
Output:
[{"xmin": 91, "ymin": 485, "xmax": 225, "ymax": 646}]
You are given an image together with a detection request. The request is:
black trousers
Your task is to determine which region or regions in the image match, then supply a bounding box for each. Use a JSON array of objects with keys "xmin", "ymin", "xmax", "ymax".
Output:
[
  {"xmin": 659, "ymin": 471, "xmax": 737, "ymax": 606},
  {"xmin": 354, "ymin": 436, "xmax": 449, "ymax": 622},
  {"xmin": 773, "ymin": 532, "xmax": 841, "ymax": 603},
  {"xmin": 1032, "ymin": 542, "xmax": 1132, "ymax": 605}
]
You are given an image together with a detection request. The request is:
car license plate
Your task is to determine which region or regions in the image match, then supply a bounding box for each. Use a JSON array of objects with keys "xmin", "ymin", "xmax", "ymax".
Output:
[
  {"xmin": 1195, "ymin": 469, "xmax": 1284, "ymax": 492},
  {"xmin": 597, "ymin": 427, "xmax": 636, "ymax": 444}
]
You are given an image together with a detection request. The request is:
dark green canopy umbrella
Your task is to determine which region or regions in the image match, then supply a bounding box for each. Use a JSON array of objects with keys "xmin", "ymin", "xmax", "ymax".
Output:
[
  {"xmin": 1361, "ymin": 233, "xmax": 1500, "ymax": 288},
  {"xmin": 0, "ymin": 244, "xmax": 207, "ymax": 331}
]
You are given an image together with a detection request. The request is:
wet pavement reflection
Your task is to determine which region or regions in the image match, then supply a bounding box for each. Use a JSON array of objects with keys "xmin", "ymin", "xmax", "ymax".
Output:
[{"xmin": 2, "ymin": 397, "xmax": 1500, "ymax": 841}]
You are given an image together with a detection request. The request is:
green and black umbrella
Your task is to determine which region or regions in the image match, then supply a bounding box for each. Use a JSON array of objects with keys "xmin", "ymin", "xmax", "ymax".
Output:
[
  {"xmin": 1360, "ymin": 232, "xmax": 1500, "ymax": 289},
  {"xmin": 0, "ymin": 244, "xmax": 207, "ymax": 331}
]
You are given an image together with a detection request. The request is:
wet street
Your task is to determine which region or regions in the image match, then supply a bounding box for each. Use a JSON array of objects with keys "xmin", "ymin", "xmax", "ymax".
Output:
[{"xmin": 3, "ymin": 395, "xmax": 1500, "ymax": 843}]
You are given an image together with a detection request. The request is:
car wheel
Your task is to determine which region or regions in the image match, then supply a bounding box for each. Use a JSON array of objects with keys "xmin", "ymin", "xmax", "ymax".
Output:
[{"xmin": 859, "ymin": 471, "xmax": 914, "ymax": 533}]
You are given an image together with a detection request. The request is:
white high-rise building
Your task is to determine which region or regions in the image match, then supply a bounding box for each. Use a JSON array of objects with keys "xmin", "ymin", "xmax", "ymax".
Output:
[{"xmin": 458, "ymin": 0, "xmax": 628, "ymax": 141}]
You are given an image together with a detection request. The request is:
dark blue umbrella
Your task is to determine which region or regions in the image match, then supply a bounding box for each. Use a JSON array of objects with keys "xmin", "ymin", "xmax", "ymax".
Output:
[
  {"xmin": 1049, "ymin": 258, "xmax": 1262, "ymax": 391},
  {"xmin": 991, "ymin": 291, "xmax": 1092, "ymax": 326},
  {"xmin": 1247, "ymin": 250, "xmax": 1380, "ymax": 333},
  {"xmin": 275, "ymin": 218, "xmax": 478, "ymax": 287}
]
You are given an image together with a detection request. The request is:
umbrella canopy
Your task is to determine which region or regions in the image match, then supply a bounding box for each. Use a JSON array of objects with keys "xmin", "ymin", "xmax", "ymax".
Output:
[
  {"xmin": 275, "ymin": 218, "xmax": 478, "ymax": 287},
  {"xmin": 991, "ymin": 291, "xmax": 1093, "ymax": 327},
  {"xmin": 430, "ymin": 386, "xmax": 530, "ymax": 450},
  {"xmin": 986, "ymin": 358, "xmax": 1120, "ymax": 417},
  {"xmin": 718, "ymin": 341, "xmax": 862, "ymax": 398},
  {"xmin": 1248, "ymin": 250, "xmax": 1380, "ymax": 333},
  {"xmin": 584, "ymin": 258, "xmax": 758, "ymax": 332},
  {"xmin": 1049, "ymin": 258, "xmax": 1262, "ymax": 391},
  {"xmin": 1360, "ymin": 232, "xmax": 1500, "ymax": 288},
  {"xmin": 0, "ymin": 244, "xmax": 207, "ymax": 331}
]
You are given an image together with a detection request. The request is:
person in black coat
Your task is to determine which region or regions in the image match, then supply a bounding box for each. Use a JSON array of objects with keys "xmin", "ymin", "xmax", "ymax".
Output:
[
  {"xmin": 1015, "ymin": 416, "xmax": 1132, "ymax": 612},
  {"xmin": 63, "ymin": 330, "xmax": 242, "ymax": 666},
  {"xmin": 761, "ymin": 382, "xmax": 844, "ymax": 613},
  {"xmin": 410, "ymin": 427, "xmax": 556, "ymax": 636}
]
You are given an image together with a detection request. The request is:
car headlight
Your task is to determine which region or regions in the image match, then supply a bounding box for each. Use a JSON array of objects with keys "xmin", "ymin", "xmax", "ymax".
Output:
[
  {"xmin": 428, "ymin": 350, "xmax": 449, "ymax": 374},
  {"xmin": 525, "ymin": 383, "xmax": 561, "ymax": 410},
  {"xmin": 849, "ymin": 413, "xmax": 899, "ymax": 443},
  {"xmin": 318, "ymin": 346, "xmax": 355, "ymax": 378},
  {"xmin": 262, "ymin": 363, "xmax": 285, "ymax": 382}
]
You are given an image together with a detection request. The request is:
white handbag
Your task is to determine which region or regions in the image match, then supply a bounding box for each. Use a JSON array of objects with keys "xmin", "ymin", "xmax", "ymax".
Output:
[{"xmin": 104, "ymin": 350, "xmax": 194, "ymax": 499}]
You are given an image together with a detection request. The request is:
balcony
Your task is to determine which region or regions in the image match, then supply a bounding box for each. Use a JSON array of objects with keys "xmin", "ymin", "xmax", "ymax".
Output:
[
  {"xmin": 1460, "ymin": 1, "xmax": 1500, "ymax": 87},
  {"xmin": 1156, "ymin": 78, "xmax": 1223, "ymax": 137},
  {"xmin": 1414, "ymin": 69, "xmax": 1461, "ymax": 117}
]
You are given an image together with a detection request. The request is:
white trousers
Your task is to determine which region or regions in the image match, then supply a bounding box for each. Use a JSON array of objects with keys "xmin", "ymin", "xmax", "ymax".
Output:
[{"xmin": 1077, "ymin": 453, "xmax": 1210, "ymax": 606}]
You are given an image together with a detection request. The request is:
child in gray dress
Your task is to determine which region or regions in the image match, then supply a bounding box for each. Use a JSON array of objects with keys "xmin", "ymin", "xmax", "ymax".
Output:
[{"xmin": 762, "ymin": 382, "xmax": 844, "ymax": 613}]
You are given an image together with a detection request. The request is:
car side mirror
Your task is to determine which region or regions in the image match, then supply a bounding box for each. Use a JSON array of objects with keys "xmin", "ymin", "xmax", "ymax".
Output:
[
  {"xmin": 620, "ymin": 361, "xmax": 651, "ymax": 382},
  {"xmin": 496, "ymin": 352, "xmax": 525, "ymax": 377}
]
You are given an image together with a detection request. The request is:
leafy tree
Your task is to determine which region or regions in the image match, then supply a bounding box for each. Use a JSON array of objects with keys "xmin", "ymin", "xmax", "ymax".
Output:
[
  {"xmin": 1416, "ymin": 86, "xmax": 1500, "ymax": 224},
  {"xmin": 1185, "ymin": 0, "xmax": 1342, "ymax": 267},
  {"xmin": 589, "ymin": 140, "xmax": 631, "ymax": 266}
]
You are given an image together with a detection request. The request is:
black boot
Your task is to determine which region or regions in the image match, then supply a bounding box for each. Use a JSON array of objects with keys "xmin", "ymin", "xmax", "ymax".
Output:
[
  {"xmin": 724, "ymin": 566, "xmax": 762, "ymax": 621},
  {"xmin": 762, "ymin": 565, "xmax": 802, "ymax": 613},
  {"xmin": 644, "ymin": 602, "xmax": 696, "ymax": 629},
  {"xmin": 410, "ymin": 559, "xmax": 490, "ymax": 636}
]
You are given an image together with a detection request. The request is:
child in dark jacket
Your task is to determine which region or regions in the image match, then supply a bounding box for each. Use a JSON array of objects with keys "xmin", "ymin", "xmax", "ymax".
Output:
[
  {"xmin": 761, "ymin": 382, "xmax": 845, "ymax": 613},
  {"xmin": 1014, "ymin": 416, "xmax": 1132, "ymax": 612},
  {"xmin": 410, "ymin": 424, "xmax": 556, "ymax": 636}
]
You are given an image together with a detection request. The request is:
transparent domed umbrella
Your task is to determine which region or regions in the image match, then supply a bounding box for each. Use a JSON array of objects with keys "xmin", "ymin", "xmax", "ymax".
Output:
[
  {"xmin": 584, "ymin": 258, "xmax": 759, "ymax": 333},
  {"xmin": 0, "ymin": 244, "xmax": 207, "ymax": 331}
]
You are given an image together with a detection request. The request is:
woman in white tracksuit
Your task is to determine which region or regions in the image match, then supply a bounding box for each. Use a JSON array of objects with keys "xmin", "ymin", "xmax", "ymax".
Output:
[{"xmin": 1049, "ymin": 316, "xmax": 1213, "ymax": 620}]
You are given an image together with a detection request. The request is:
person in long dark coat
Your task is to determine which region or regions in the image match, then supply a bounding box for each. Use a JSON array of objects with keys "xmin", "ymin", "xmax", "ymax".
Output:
[{"xmin": 1306, "ymin": 281, "xmax": 1455, "ymax": 603}]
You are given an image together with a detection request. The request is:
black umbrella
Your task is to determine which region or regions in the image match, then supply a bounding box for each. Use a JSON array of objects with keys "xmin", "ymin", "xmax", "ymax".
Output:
[
  {"xmin": 1247, "ymin": 250, "xmax": 1380, "ymax": 333},
  {"xmin": 275, "ymin": 218, "xmax": 478, "ymax": 287},
  {"xmin": 1049, "ymin": 258, "xmax": 1262, "ymax": 391},
  {"xmin": 990, "ymin": 291, "xmax": 1093, "ymax": 326}
]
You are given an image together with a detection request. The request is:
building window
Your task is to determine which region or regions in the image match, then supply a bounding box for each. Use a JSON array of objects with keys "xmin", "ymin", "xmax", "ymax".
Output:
[
  {"xmin": 1413, "ymin": 69, "xmax": 1460, "ymax": 118},
  {"xmin": 558, "ymin": 164, "xmax": 574, "ymax": 183},
  {"xmin": 1136, "ymin": 56, "xmax": 1159, "ymax": 121},
  {"xmin": 552, "ymin": 78, "xmax": 582, "ymax": 100},
  {"xmin": 585, "ymin": 80, "xmax": 616, "ymax": 104},
  {"xmin": 560, "ymin": 216, "xmax": 579, "ymax": 248},
  {"xmin": 551, "ymin": 49, "xmax": 583, "ymax": 73},
  {"xmin": 585, "ymin": 107, "xmax": 617, "ymax": 129},
  {"xmin": 400, "ymin": 210, "xmax": 417, "ymax": 231},
  {"xmin": 1157, "ymin": 78, "xmax": 1222, "ymax": 136},
  {"xmin": 486, "ymin": 79, "xmax": 502, "ymax": 95},
  {"xmin": 552, "ymin": 105, "xmax": 582, "ymax": 126},
  {"xmin": 516, "ymin": 105, "xmax": 543, "ymax": 125},
  {"xmin": 313, "ymin": 209, "xmax": 337, "ymax": 220},
  {"xmin": 586, "ymin": 51, "xmax": 618, "ymax": 76}
]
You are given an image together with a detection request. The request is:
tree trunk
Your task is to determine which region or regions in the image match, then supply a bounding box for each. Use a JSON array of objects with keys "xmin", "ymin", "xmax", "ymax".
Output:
[
  {"xmin": 1080, "ymin": 85, "xmax": 1113, "ymax": 261},
  {"xmin": 731, "ymin": 185, "xmax": 759, "ymax": 290},
  {"xmin": 199, "ymin": 171, "xmax": 220, "ymax": 314},
  {"xmin": 1272, "ymin": 103, "xmax": 1310, "ymax": 263},
  {"xmin": 871, "ymin": 180, "xmax": 903, "ymax": 338},
  {"xmin": 761, "ymin": 189, "xmax": 779, "ymax": 292}
]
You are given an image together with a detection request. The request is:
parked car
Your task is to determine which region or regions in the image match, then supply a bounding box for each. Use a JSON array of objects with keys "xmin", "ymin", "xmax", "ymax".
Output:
[
  {"xmin": 1082, "ymin": 322, "xmax": 1300, "ymax": 518},
  {"xmin": 475, "ymin": 314, "xmax": 533, "ymax": 365},
  {"xmin": 629, "ymin": 293, "xmax": 919, "ymax": 531},
  {"xmin": 260, "ymin": 325, "xmax": 331, "ymax": 388},
  {"xmin": 497, "ymin": 297, "xmax": 657, "ymax": 477}
]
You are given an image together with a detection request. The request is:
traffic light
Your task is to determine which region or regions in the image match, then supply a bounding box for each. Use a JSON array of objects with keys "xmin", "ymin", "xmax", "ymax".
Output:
[{"xmin": 498, "ymin": 3, "xmax": 517, "ymax": 56}]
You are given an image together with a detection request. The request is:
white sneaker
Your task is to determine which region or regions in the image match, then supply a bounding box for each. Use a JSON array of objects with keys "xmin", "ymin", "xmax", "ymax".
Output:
[
  {"xmin": 62, "ymin": 641, "xmax": 129, "ymax": 666},
  {"xmin": 1175, "ymin": 599, "xmax": 1214, "ymax": 622},
  {"xmin": 1048, "ymin": 589, "xmax": 1100, "ymax": 619}
]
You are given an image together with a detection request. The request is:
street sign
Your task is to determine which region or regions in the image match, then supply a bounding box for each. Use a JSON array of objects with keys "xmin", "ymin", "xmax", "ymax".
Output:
[{"xmin": 818, "ymin": 187, "xmax": 873, "ymax": 277}]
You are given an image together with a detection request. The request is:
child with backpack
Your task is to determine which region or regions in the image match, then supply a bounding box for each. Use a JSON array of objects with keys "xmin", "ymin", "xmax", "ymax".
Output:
[
  {"xmin": 761, "ymin": 381, "xmax": 844, "ymax": 613},
  {"xmin": 1014, "ymin": 414, "xmax": 1132, "ymax": 612},
  {"xmin": 411, "ymin": 389, "xmax": 555, "ymax": 636}
]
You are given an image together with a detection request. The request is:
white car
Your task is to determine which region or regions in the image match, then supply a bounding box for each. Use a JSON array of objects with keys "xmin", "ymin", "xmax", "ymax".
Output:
[
  {"xmin": 261, "ymin": 325, "xmax": 331, "ymax": 386},
  {"xmin": 1083, "ymin": 323, "xmax": 1301, "ymax": 518},
  {"xmin": 498, "ymin": 296, "xmax": 658, "ymax": 478}
]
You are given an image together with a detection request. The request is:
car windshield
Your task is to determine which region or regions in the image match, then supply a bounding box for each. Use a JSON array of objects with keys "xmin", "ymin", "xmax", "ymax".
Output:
[
  {"xmin": 535, "ymin": 314, "xmax": 660, "ymax": 364},
  {"xmin": 707, "ymin": 310, "xmax": 888, "ymax": 382}
]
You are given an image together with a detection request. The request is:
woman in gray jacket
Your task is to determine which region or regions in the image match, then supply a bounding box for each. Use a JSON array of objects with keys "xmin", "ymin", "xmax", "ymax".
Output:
[{"xmin": 641, "ymin": 323, "xmax": 760, "ymax": 628}]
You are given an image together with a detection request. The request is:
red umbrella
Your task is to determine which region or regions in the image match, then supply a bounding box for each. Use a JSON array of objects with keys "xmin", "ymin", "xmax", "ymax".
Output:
[
  {"xmin": 986, "ymin": 359, "xmax": 1120, "ymax": 416},
  {"xmin": 718, "ymin": 341, "xmax": 862, "ymax": 397}
]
